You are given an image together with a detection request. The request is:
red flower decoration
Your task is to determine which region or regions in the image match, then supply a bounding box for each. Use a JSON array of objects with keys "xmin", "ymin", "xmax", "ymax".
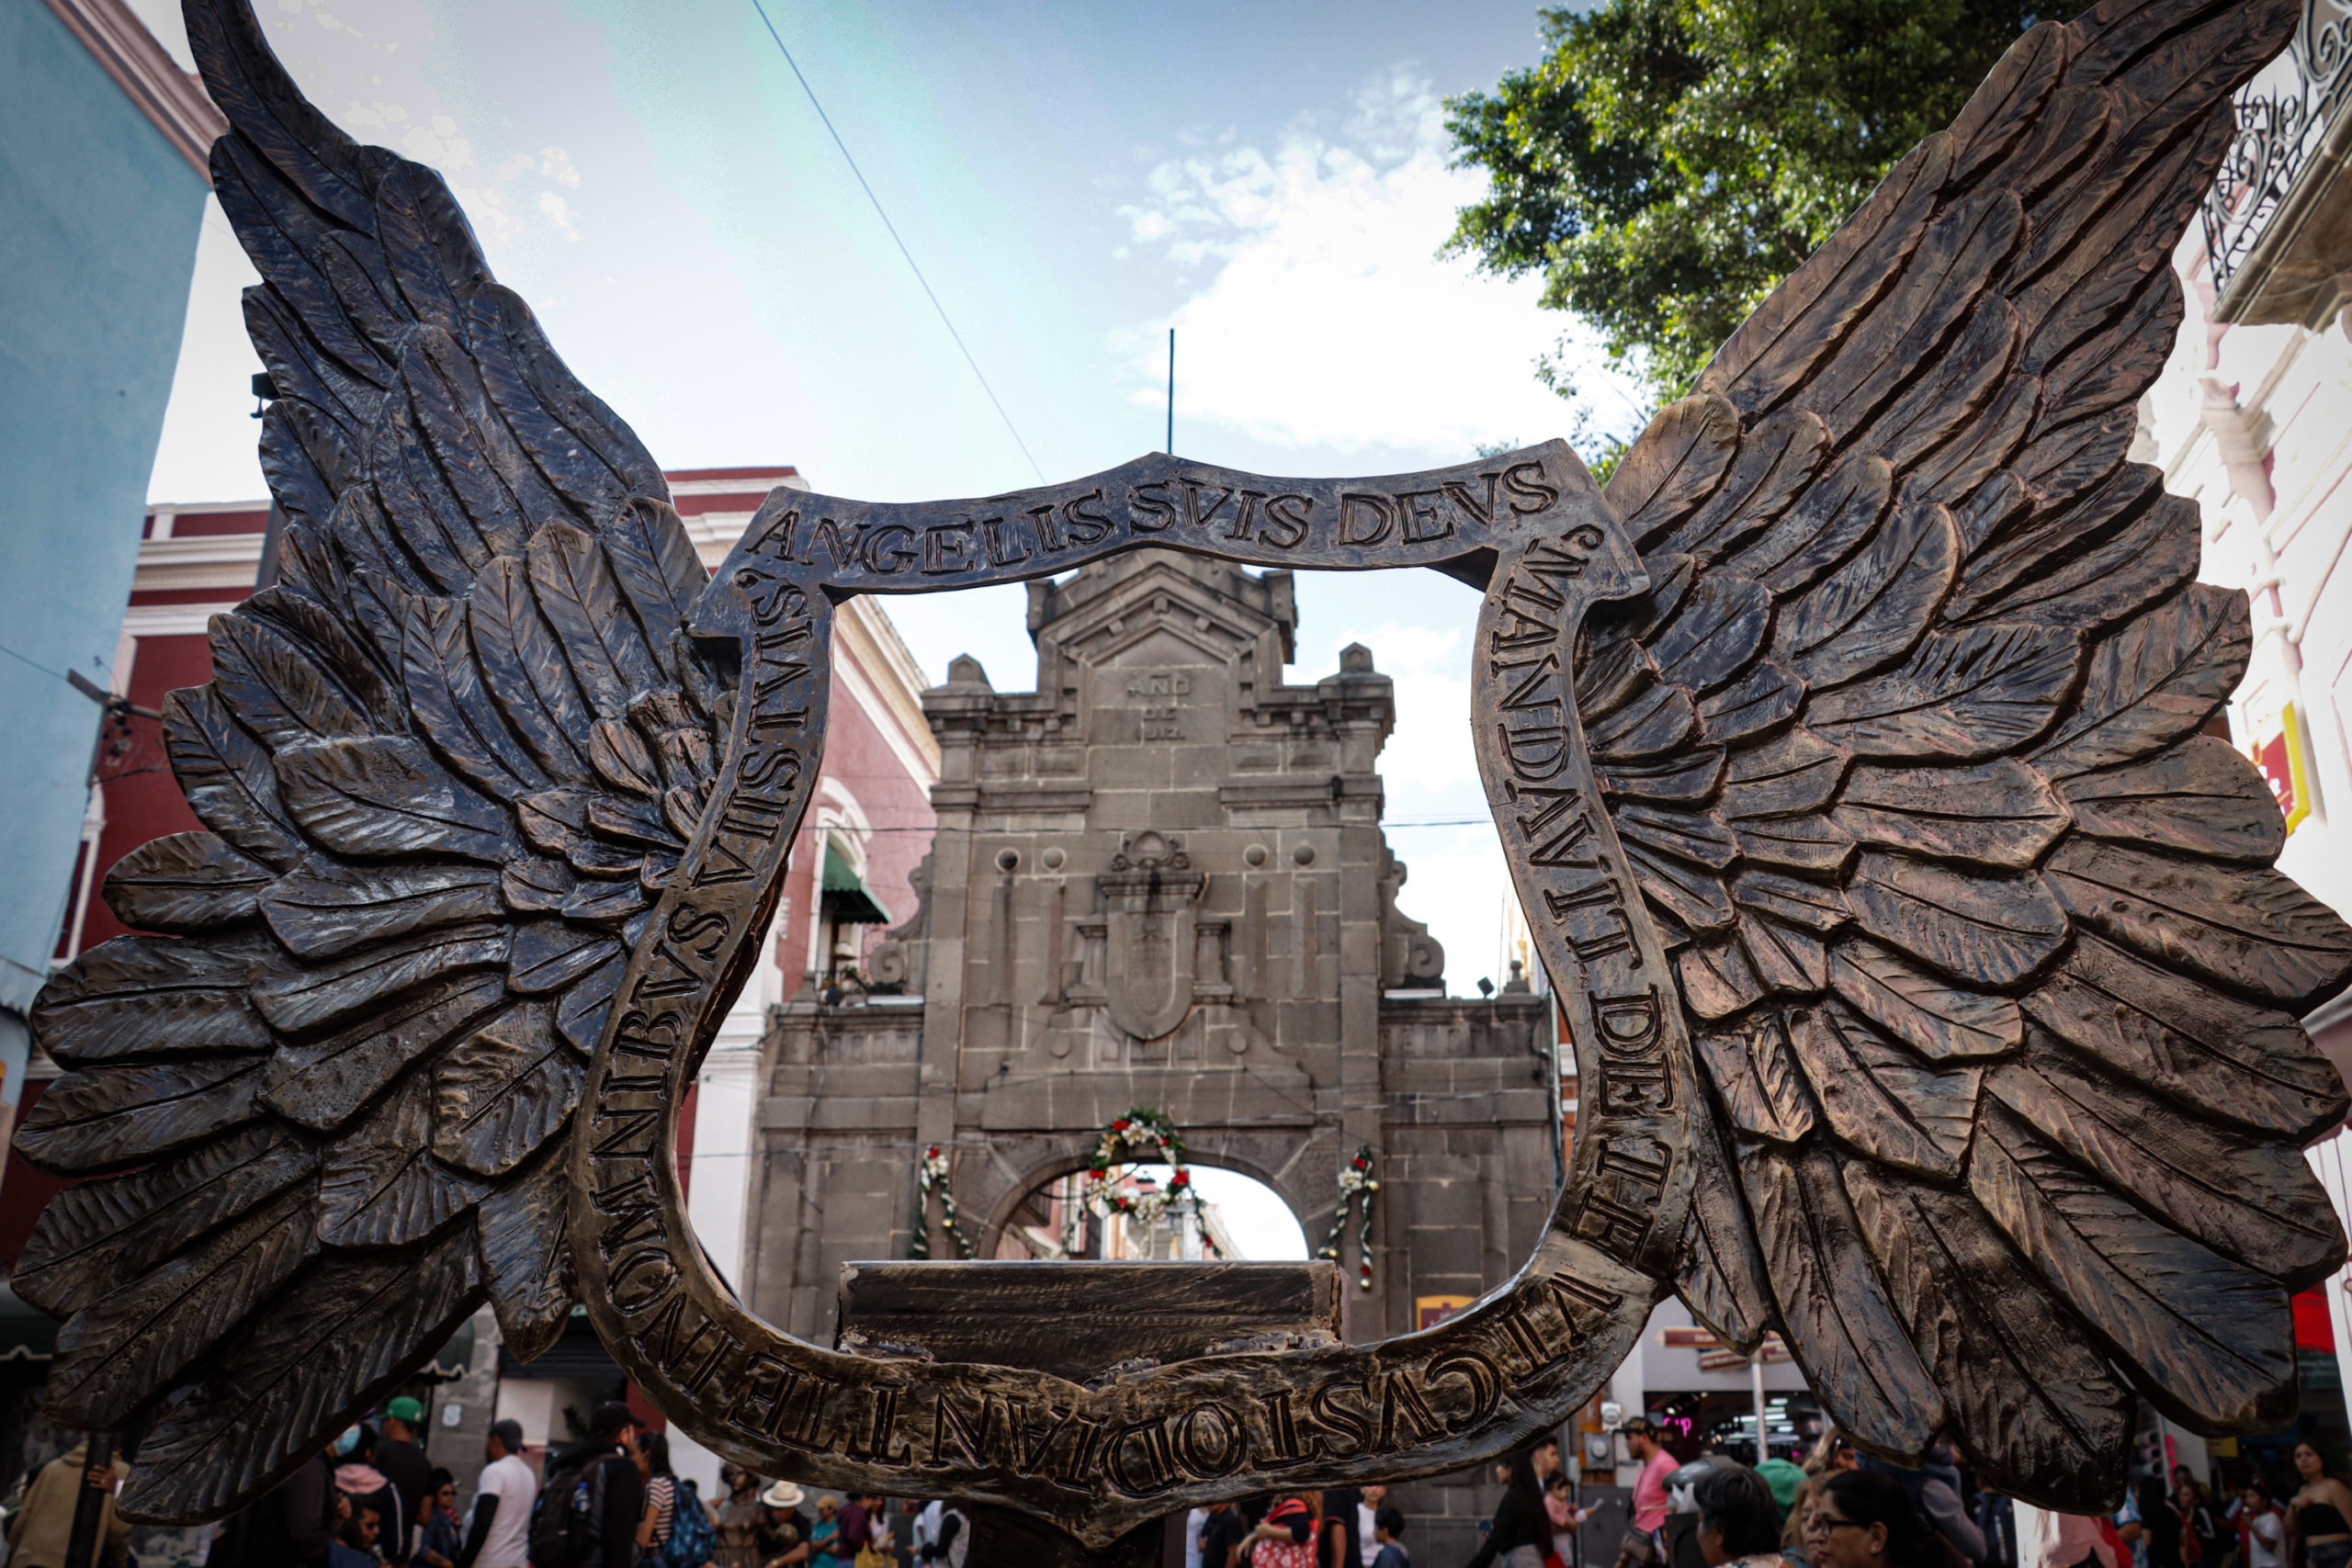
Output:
[
  {"xmin": 928, "ymin": 1145, "xmax": 942, "ymax": 1159},
  {"xmin": 1171, "ymin": 1171, "xmax": 1190, "ymax": 1187}
]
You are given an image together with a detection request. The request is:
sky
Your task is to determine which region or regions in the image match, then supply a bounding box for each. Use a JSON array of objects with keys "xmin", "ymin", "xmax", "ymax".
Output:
[
  {"xmin": 1132, "ymin": 1166, "xmax": 1308, "ymax": 1260},
  {"xmin": 130, "ymin": 0, "xmax": 1645, "ymax": 998}
]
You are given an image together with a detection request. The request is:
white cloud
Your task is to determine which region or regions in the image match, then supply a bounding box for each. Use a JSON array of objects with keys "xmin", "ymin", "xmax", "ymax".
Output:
[
  {"xmin": 538, "ymin": 191, "xmax": 582, "ymax": 242},
  {"xmin": 1115, "ymin": 71, "xmax": 1639, "ymax": 456},
  {"xmin": 1341, "ymin": 621, "xmax": 1478, "ymax": 796},
  {"xmin": 402, "ymin": 113, "xmax": 474, "ymax": 172},
  {"xmin": 541, "ymin": 146, "xmax": 582, "ymax": 187}
]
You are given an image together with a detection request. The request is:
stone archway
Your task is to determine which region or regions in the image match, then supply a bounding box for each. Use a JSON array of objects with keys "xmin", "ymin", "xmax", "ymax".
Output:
[
  {"xmin": 733, "ymin": 551, "xmax": 1565, "ymax": 1560},
  {"xmin": 737, "ymin": 551, "xmax": 1563, "ymax": 1358}
]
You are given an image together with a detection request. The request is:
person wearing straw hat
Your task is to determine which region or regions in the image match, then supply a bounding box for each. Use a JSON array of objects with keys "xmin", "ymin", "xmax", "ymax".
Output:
[
  {"xmin": 758, "ymin": 1483, "xmax": 814, "ymax": 1568},
  {"xmin": 808, "ymin": 1498, "xmax": 844, "ymax": 1568}
]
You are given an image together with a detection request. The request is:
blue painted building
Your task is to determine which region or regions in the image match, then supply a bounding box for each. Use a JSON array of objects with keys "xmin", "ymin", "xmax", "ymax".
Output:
[{"xmin": 0, "ymin": 0, "xmax": 220, "ymax": 1137}]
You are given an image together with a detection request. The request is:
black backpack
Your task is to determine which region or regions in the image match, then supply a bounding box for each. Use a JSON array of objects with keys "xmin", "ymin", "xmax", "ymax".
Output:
[{"xmin": 528, "ymin": 1455, "xmax": 610, "ymax": 1568}]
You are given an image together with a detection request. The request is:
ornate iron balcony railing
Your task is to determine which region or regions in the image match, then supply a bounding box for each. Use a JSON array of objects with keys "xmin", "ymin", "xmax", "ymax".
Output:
[{"xmin": 2204, "ymin": 0, "xmax": 2352, "ymax": 301}]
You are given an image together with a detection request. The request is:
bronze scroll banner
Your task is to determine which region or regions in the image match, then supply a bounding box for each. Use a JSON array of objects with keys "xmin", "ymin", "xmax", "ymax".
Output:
[{"xmin": 569, "ymin": 442, "xmax": 1697, "ymax": 1548}]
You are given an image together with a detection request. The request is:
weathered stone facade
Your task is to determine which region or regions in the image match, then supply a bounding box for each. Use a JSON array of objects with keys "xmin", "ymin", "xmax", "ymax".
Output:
[{"xmin": 741, "ymin": 549, "xmax": 1559, "ymax": 1551}]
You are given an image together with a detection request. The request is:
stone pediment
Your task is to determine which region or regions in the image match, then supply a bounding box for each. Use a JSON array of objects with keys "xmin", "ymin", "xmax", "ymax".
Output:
[{"xmin": 1038, "ymin": 551, "xmax": 1290, "ymax": 689}]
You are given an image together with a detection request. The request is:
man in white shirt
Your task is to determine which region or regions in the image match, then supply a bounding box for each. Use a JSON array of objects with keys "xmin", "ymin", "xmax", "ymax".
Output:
[
  {"xmin": 458, "ymin": 1420, "xmax": 537, "ymax": 1568},
  {"xmin": 914, "ymin": 1503, "xmax": 967, "ymax": 1568},
  {"xmin": 1329, "ymin": 1485, "xmax": 1389, "ymax": 1568}
]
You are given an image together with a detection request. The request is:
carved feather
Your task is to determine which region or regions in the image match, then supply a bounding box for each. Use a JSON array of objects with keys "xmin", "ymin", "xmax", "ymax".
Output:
[
  {"xmin": 12, "ymin": 0, "xmax": 2335, "ymax": 1529},
  {"xmin": 1616, "ymin": 0, "xmax": 2337, "ymax": 1505}
]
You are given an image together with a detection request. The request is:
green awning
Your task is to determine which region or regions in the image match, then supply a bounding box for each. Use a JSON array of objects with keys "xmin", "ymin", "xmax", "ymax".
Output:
[
  {"xmin": 820, "ymin": 842, "xmax": 890, "ymax": 925},
  {"xmin": 421, "ymin": 1318, "xmax": 475, "ymax": 1378},
  {"xmin": 0, "ymin": 1282, "xmax": 56, "ymax": 1361}
]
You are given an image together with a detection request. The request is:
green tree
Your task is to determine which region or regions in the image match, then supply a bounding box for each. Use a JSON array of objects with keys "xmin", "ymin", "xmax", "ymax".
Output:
[{"xmin": 1444, "ymin": 0, "xmax": 2088, "ymax": 408}]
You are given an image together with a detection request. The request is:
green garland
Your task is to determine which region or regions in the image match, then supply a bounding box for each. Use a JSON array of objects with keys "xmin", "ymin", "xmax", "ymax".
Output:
[
  {"xmin": 910, "ymin": 1143, "xmax": 977, "ymax": 1259},
  {"xmin": 1317, "ymin": 1145, "xmax": 1378, "ymax": 1291}
]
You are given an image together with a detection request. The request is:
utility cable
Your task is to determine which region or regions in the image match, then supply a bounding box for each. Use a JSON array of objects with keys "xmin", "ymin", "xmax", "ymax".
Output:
[{"xmin": 750, "ymin": 0, "xmax": 1046, "ymax": 483}]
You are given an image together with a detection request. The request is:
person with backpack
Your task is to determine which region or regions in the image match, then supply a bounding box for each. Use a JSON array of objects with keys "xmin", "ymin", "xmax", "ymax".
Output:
[
  {"xmin": 1249, "ymin": 1495, "xmax": 1320, "ymax": 1568},
  {"xmin": 528, "ymin": 1402, "xmax": 644, "ymax": 1568},
  {"xmin": 714, "ymin": 1468, "xmax": 766, "ymax": 1568},
  {"xmin": 662, "ymin": 1472, "xmax": 717, "ymax": 1568}
]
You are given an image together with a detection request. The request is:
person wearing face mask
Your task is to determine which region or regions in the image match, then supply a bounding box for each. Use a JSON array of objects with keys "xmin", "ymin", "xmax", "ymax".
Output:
[{"xmin": 335, "ymin": 1425, "xmax": 403, "ymax": 1566}]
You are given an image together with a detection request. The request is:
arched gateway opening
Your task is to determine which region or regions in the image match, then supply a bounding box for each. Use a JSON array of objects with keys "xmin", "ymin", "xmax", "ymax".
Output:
[
  {"xmin": 738, "ymin": 545, "xmax": 1567, "ymax": 1556},
  {"xmin": 990, "ymin": 1162, "xmax": 1311, "ymax": 1261}
]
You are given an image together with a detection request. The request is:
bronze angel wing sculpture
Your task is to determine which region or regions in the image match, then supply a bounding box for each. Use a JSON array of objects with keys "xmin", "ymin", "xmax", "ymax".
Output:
[{"xmin": 21, "ymin": 0, "xmax": 2352, "ymax": 1542}]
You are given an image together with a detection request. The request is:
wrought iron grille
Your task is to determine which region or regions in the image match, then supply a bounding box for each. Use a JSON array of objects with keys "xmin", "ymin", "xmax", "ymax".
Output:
[{"xmin": 2204, "ymin": 0, "xmax": 2352, "ymax": 299}]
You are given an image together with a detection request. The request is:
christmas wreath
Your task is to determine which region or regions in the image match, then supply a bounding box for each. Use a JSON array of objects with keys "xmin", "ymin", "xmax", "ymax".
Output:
[{"xmin": 1079, "ymin": 1108, "xmax": 1202, "ymax": 1230}]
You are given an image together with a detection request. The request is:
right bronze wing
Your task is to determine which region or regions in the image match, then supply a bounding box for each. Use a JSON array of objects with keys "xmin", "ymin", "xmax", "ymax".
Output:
[{"xmin": 1558, "ymin": 0, "xmax": 2352, "ymax": 1506}]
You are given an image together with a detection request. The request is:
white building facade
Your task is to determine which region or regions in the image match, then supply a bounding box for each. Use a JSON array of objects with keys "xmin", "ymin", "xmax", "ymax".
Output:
[{"xmin": 2099, "ymin": 0, "xmax": 2352, "ymax": 1484}]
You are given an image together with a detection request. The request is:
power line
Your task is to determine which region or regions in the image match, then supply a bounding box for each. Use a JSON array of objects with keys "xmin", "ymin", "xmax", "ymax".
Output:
[{"xmin": 749, "ymin": 1, "xmax": 1046, "ymax": 484}]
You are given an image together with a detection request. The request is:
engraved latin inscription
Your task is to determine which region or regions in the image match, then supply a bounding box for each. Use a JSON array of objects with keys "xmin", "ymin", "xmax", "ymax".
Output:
[
  {"xmin": 734, "ymin": 449, "xmax": 1582, "ymax": 591},
  {"xmin": 572, "ymin": 467, "xmax": 1690, "ymax": 1542}
]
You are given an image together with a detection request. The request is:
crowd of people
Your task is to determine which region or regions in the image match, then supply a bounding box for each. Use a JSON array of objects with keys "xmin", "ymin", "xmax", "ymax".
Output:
[
  {"xmin": 1565, "ymin": 1423, "xmax": 2352, "ymax": 1568},
  {"xmin": 159, "ymin": 1400, "xmax": 972, "ymax": 1568},
  {"xmin": 1, "ymin": 1402, "xmax": 2345, "ymax": 1568},
  {"xmin": 1183, "ymin": 1484, "xmax": 1408, "ymax": 1568},
  {"xmin": 2090, "ymin": 1444, "xmax": 2352, "ymax": 1568}
]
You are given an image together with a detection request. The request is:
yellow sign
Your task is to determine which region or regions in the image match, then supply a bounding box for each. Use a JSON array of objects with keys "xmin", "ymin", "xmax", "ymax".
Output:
[
  {"xmin": 2251, "ymin": 702, "xmax": 2315, "ymax": 836},
  {"xmin": 1416, "ymin": 1295, "xmax": 1474, "ymax": 1331}
]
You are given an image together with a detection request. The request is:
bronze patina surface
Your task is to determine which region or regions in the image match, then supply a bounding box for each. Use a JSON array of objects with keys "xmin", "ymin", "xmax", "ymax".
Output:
[{"xmin": 13, "ymin": 0, "xmax": 2351, "ymax": 1546}]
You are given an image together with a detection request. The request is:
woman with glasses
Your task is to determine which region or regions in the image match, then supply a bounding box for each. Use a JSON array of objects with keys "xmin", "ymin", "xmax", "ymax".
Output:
[
  {"xmin": 1801, "ymin": 1471, "xmax": 1961, "ymax": 1568},
  {"xmin": 1782, "ymin": 1433, "xmax": 1860, "ymax": 1563}
]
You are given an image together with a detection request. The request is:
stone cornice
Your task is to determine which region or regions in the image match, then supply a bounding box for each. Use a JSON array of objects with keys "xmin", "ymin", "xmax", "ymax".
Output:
[{"xmin": 44, "ymin": 0, "xmax": 226, "ymax": 182}]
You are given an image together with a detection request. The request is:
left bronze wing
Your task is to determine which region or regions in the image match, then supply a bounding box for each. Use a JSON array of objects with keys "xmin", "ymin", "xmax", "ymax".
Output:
[
  {"xmin": 12, "ymin": 0, "xmax": 729, "ymax": 1521},
  {"xmin": 1558, "ymin": 0, "xmax": 2352, "ymax": 1504}
]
